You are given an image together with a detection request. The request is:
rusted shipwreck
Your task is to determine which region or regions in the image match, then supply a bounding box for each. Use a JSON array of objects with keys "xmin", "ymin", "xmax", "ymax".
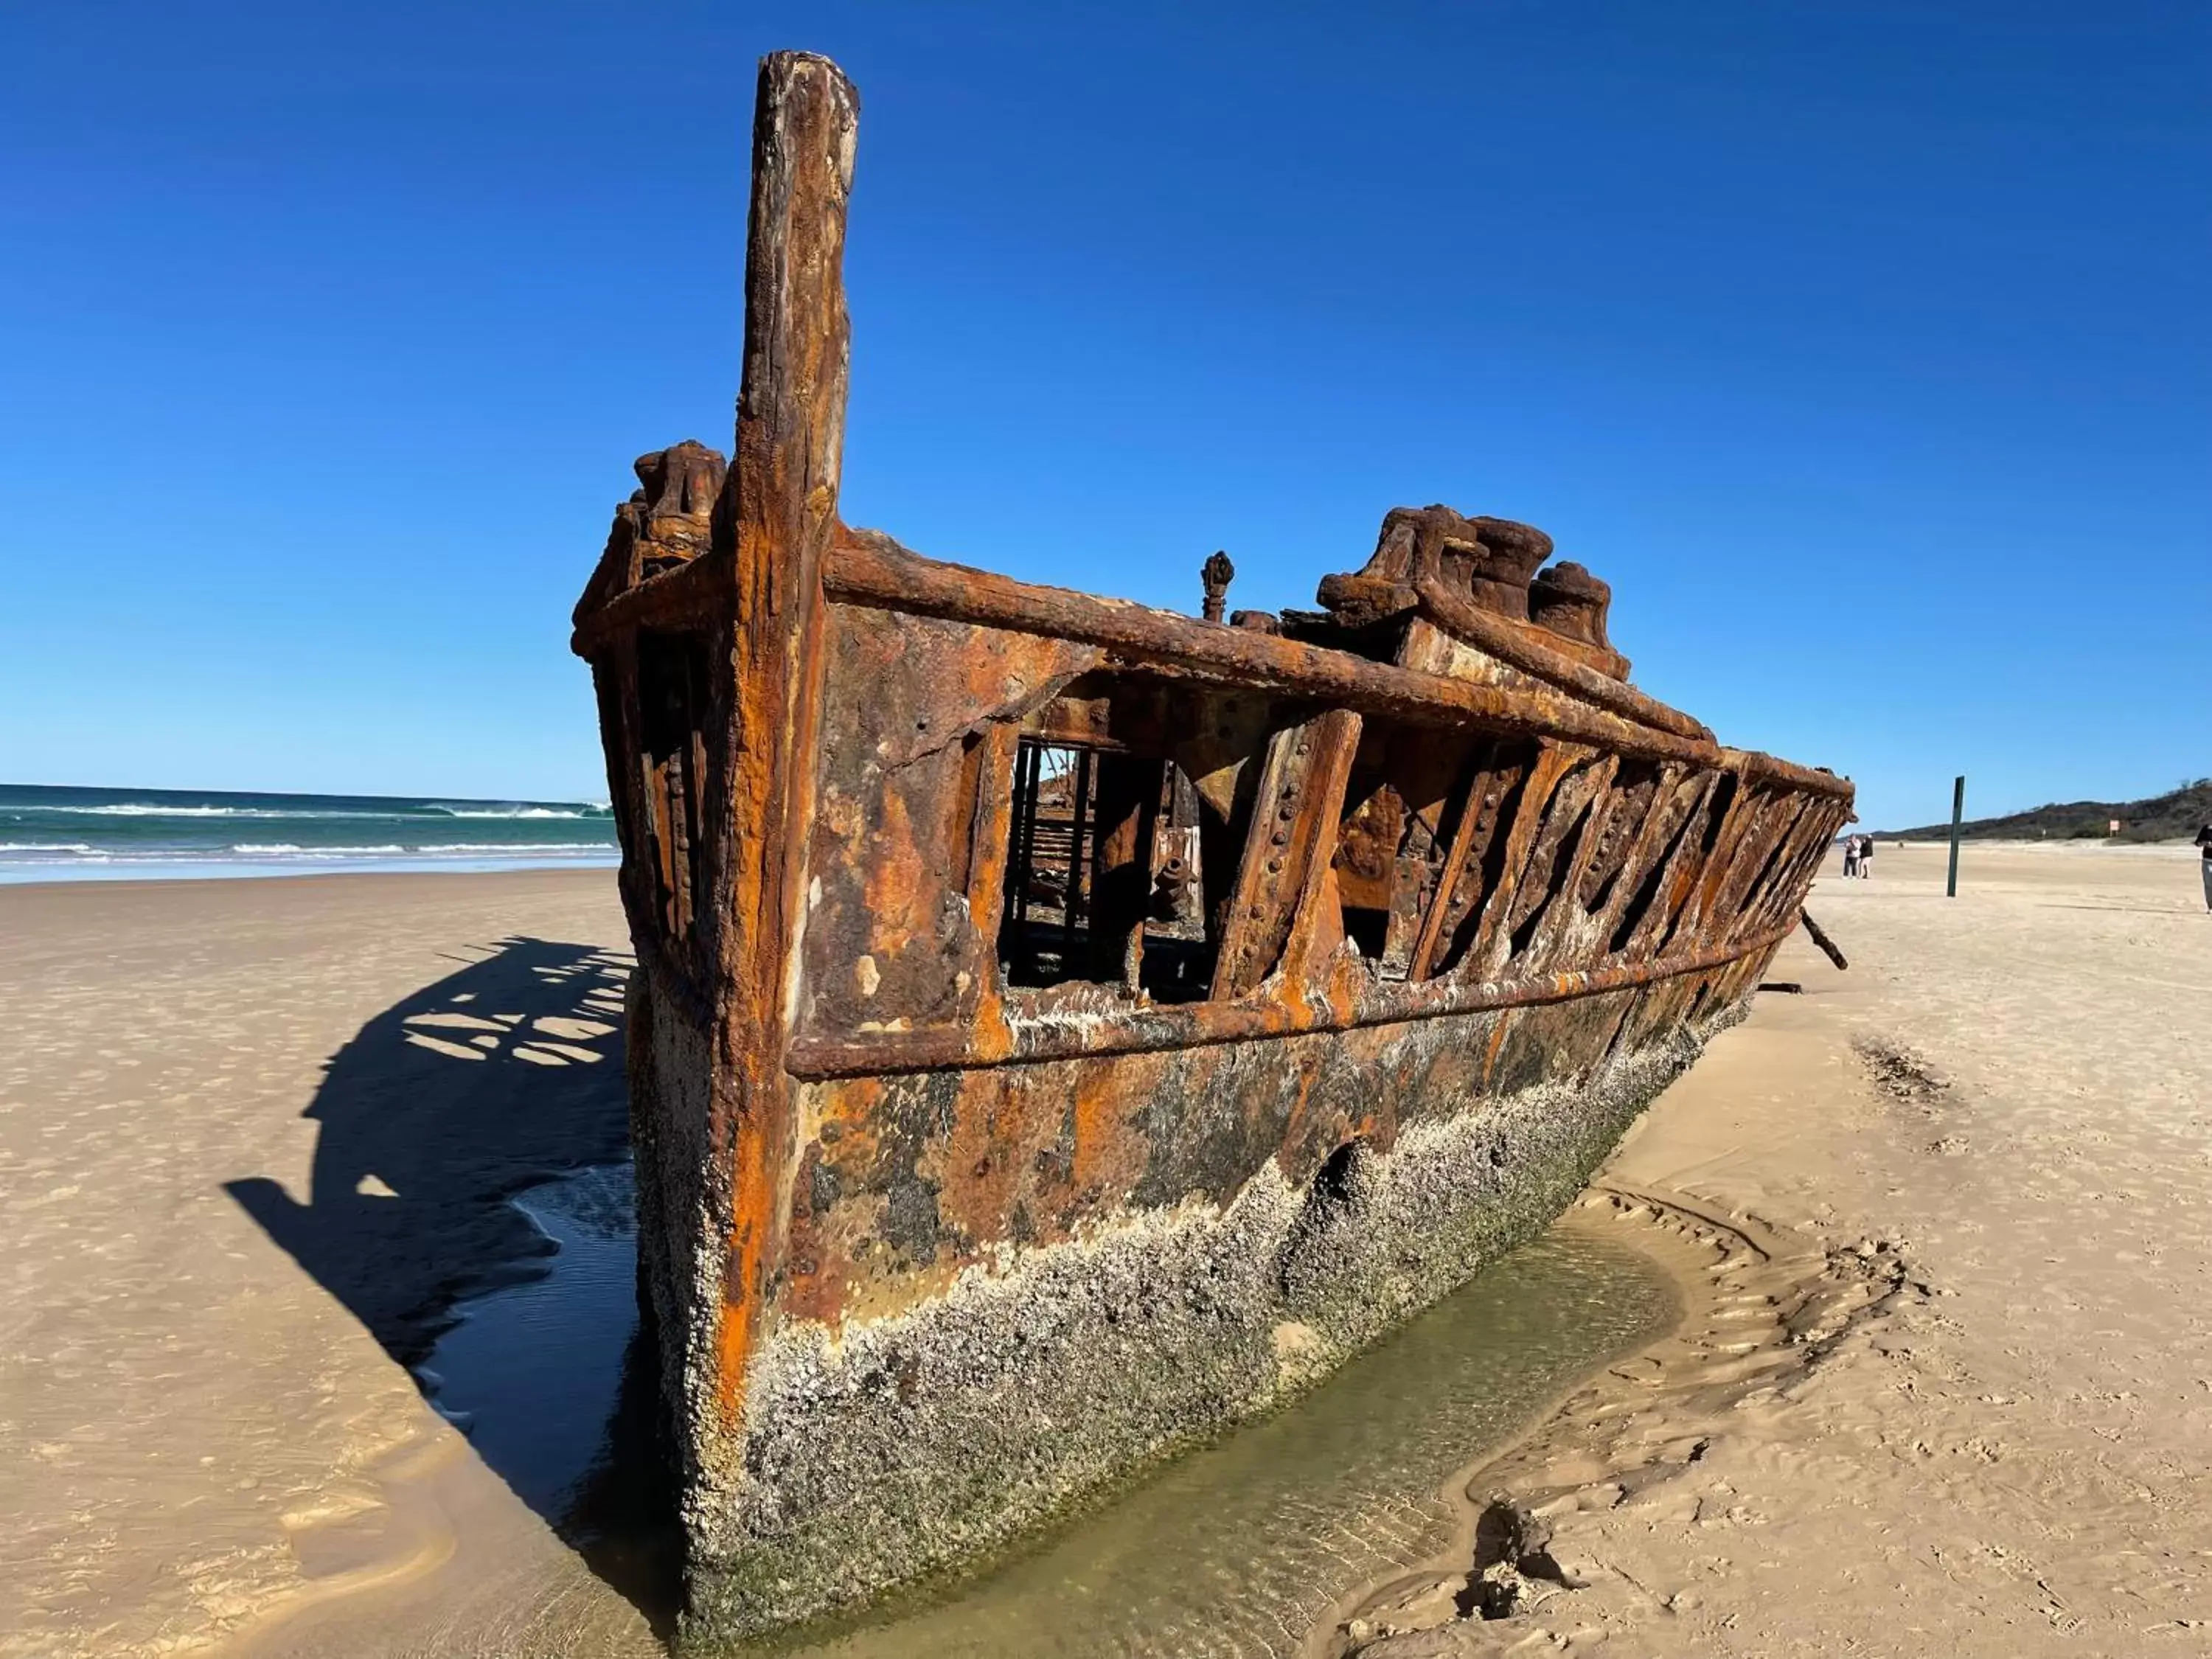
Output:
[{"xmin": 572, "ymin": 51, "xmax": 1854, "ymax": 1644}]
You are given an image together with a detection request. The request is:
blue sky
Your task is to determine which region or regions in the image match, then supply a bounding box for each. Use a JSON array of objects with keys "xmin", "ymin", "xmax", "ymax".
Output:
[{"xmin": 1, "ymin": 1, "xmax": 2204, "ymax": 830}]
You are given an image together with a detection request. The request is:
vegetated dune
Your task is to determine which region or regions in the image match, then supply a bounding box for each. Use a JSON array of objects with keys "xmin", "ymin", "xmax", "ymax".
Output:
[{"xmin": 1882, "ymin": 776, "xmax": 2211, "ymax": 843}]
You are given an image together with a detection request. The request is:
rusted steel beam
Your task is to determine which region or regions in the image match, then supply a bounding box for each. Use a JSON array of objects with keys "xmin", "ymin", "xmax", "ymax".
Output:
[
  {"xmin": 1737, "ymin": 799, "xmax": 1848, "ymax": 942},
  {"xmin": 1582, "ymin": 761, "xmax": 1694, "ymax": 958},
  {"xmin": 1407, "ymin": 748, "xmax": 1528, "ymax": 981},
  {"xmin": 1087, "ymin": 754, "xmax": 1164, "ymax": 985},
  {"xmin": 578, "ymin": 528, "xmax": 1846, "ymax": 801},
  {"xmin": 1461, "ymin": 742, "xmax": 1588, "ymax": 977},
  {"xmin": 1270, "ymin": 710, "xmax": 1368, "ymax": 988},
  {"xmin": 1408, "ymin": 572, "xmax": 1710, "ymax": 742},
  {"xmin": 1373, "ymin": 794, "xmax": 1436, "ymax": 975},
  {"xmin": 1212, "ymin": 709, "xmax": 1363, "ymax": 998},
  {"xmin": 632, "ymin": 929, "xmax": 714, "ymax": 1032},
  {"xmin": 820, "ymin": 533, "xmax": 1852, "ymax": 802},
  {"xmin": 1701, "ymin": 790, "xmax": 1799, "ymax": 944},
  {"xmin": 1618, "ymin": 772, "xmax": 1726, "ymax": 967},
  {"xmin": 1520, "ymin": 753, "xmax": 1626, "ymax": 971},
  {"xmin": 784, "ymin": 908, "xmax": 1806, "ymax": 1079},
  {"xmin": 1799, "ymin": 909, "xmax": 1849, "ymax": 970},
  {"xmin": 707, "ymin": 49, "xmax": 860, "ymax": 1433},
  {"xmin": 1009, "ymin": 737, "xmax": 1040, "ymax": 928},
  {"xmin": 571, "ymin": 546, "xmax": 731, "ymax": 653},
  {"xmin": 1728, "ymin": 792, "xmax": 1837, "ymax": 943},
  {"xmin": 1610, "ymin": 770, "xmax": 1717, "ymax": 966},
  {"xmin": 965, "ymin": 720, "xmax": 1026, "ymax": 1022},
  {"xmin": 1674, "ymin": 779, "xmax": 1770, "ymax": 948}
]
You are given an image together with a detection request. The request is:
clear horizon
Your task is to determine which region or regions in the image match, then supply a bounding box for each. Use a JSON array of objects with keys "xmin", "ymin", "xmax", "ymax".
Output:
[
  {"xmin": 0, "ymin": 780, "xmax": 608, "ymax": 804},
  {"xmin": 6, "ymin": 776, "xmax": 2204, "ymax": 838},
  {"xmin": 3, "ymin": 2, "xmax": 2205, "ymax": 831},
  {"xmin": 0, "ymin": 779, "xmax": 619, "ymax": 883}
]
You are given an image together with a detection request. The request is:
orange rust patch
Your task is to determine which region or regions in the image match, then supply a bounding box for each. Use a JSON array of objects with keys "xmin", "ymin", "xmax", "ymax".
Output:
[
  {"xmin": 1069, "ymin": 1059, "xmax": 1147, "ymax": 1202},
  {"xmin": 1481, "ymin": 1011, "xmax": 1515, "ymax": 1088},
  {"xmin": 859, "ymin": 785, "xmax": 927, "ymax": 939},
  {"xmin": 717, "ymin": 1119, "xmax": 778, "ymax": 1428},
  {"xmin": 928, "ymin": 1082, "xmax": 1032, "ymax": 1256}
]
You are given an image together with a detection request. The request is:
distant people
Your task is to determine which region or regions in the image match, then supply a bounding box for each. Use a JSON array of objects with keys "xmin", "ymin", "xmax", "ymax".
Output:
[
  {"xmin": 1857, "ymin": 835, "xmax": 1874, "ymax": 879},
  {"xmin": 2197, "ymin": 821, "xmax": 2212, "ymax": 912},
  {"xmin": 1842, "ymin": 835, "xmax": 1860, "ymax": 878}
]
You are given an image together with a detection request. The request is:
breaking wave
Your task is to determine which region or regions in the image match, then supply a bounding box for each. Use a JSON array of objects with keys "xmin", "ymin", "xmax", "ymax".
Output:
[
  {"xmin": 0, "ymin": 785, "xmax": 619, "ymax": 884},
  {"xmin": 425, "ymin": 805, "xmax": 599, "ymax": 820}
]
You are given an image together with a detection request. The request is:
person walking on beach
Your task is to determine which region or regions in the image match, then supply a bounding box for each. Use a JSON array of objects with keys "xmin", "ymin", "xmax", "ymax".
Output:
[
  {"xmin": 1842, "ymin": 834, "xmax": 1860, "ymax": 878},
  {"xmin": 2197, "ymin": 821, "xmax": 2212, "ymax": 911},
  {"xmin": 1857, "ymin": 835, "xmax": 1874, "ymax": 879}
]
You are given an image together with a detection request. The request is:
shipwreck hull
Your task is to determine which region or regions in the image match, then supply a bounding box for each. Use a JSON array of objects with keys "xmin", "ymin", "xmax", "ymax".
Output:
[
  {"xmin": 572, "ymin": 51, "xmax": 1853, "ymax": 1644},
  {"xmin": 684, "ymin": 992, "xmax": 1749, "ymax": 1635}
]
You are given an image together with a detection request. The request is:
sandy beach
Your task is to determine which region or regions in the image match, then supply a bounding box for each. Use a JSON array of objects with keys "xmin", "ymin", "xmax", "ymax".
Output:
[
  {"xmin": 4, "ymin": 843, "xmax": 2211, "ymax": 1656},
  {"xmin": 0, "ymin": 872, "xmax": 656, "ymax": 1659},
  {"xmin": 1327, "ymin": 839, "xmax": 2212, "ymax": 1656}
]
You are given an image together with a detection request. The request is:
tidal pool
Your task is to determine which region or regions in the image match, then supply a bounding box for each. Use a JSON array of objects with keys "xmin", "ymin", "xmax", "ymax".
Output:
[{"xmin": 418, "ymin": 1165, "xmax": 1676, "ymax": 1658}]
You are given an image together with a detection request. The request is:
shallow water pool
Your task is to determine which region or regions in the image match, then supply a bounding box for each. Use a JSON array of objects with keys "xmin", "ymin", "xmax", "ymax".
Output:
[{"xmin": 419, "ymin": 1166, "xmax": 1676, "ymax": 1657}]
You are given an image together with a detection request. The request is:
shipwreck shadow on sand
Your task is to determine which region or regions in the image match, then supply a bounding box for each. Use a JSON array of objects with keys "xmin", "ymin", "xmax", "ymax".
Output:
[{"xmin": 226, "ymin": 936, "xmax": 680, "ymax": 1634}]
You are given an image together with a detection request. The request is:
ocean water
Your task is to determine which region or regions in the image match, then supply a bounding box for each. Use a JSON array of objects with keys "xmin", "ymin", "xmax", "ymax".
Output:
[{"xmin": 0, "ymin": 783, "xmax": 619, "ymax": 884}]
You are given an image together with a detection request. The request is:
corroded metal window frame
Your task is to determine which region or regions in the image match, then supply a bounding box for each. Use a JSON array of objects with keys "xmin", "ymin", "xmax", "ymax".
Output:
[{"xmin": 776, "ymin": 635, "xmax": 1850, "ymax": 1079}]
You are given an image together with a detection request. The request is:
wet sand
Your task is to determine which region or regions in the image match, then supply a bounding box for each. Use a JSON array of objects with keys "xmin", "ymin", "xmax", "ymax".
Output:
[
  {"xmin": 6, "ymin": 844, "xmax": 2211, "ymax": 1656},
  {"xmin": 0, "ymin": 873, "xmax": 655, "ymax": 1659},
  {"xmin": 1324, "ymin": 840, "xmax": 2212, "ymax": 1655}
]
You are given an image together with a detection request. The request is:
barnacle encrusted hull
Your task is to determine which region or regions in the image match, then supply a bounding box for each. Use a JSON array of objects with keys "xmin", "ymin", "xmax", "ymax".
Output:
[
  {"xmin": 572, "ymin": 51, "xmax": 1854, "ymax": 1644},
  {"xmin": 675, "ymin": 1001, "xmax": 1736, "ymax": 1636}
]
